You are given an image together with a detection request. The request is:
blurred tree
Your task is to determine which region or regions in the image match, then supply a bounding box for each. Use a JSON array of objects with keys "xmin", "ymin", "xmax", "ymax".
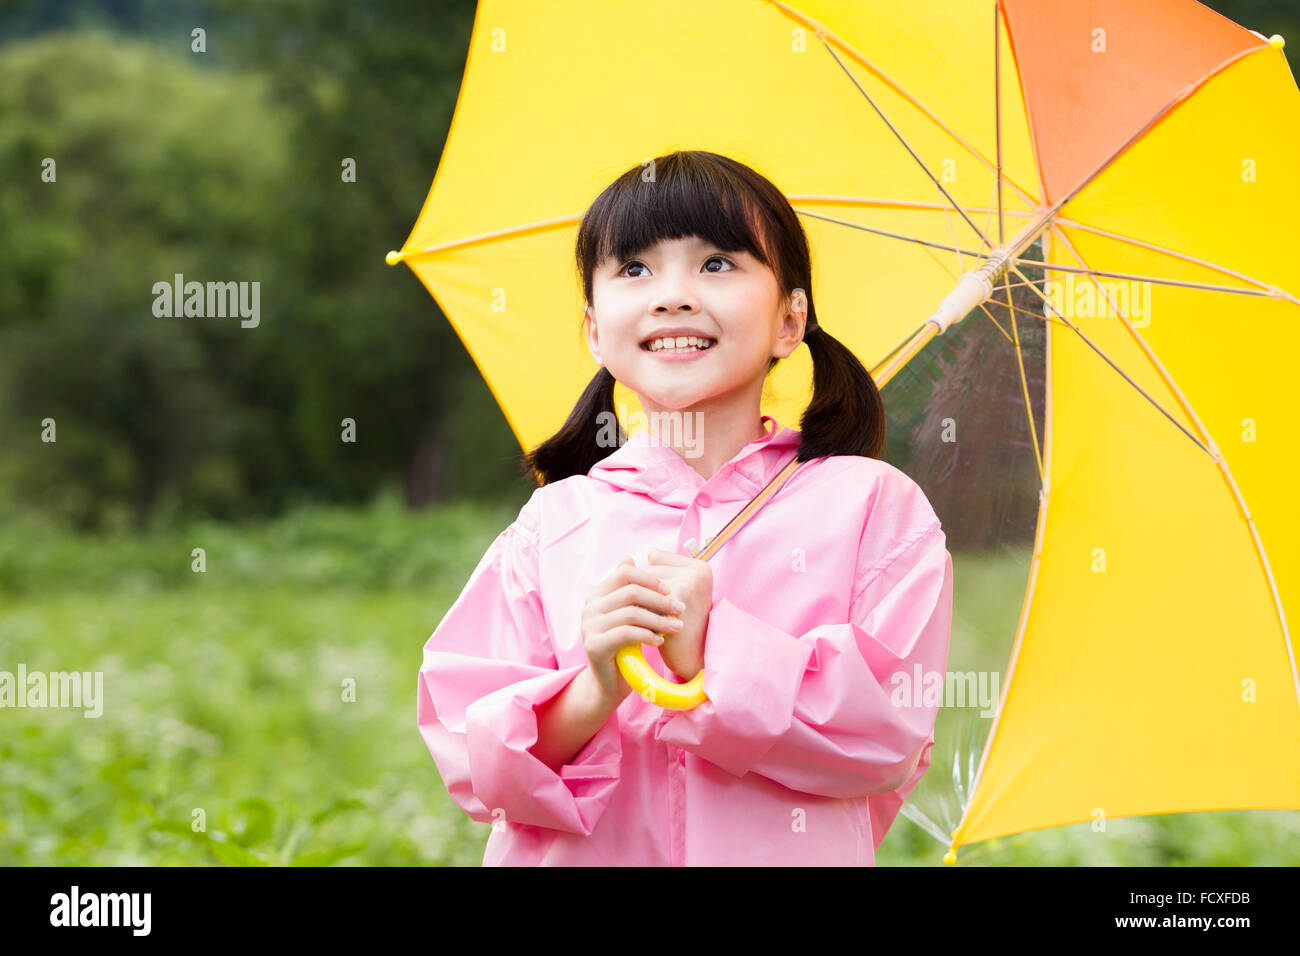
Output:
[
  {"xmin": 0, "ymin": 5, "xmax": 536, "ymax": 531},
  {"xmin": 1202, "ymin": 0, "xmax": 1297, "ymax": 40},
  {"xmin": 0, "ymin": 31, "xmax": 294, "ymax": 530},
  {"xmin": 215, "ymin": 0, "xmax": 534, "ymax": 511},
  {"xmin": 0, "ymin": 0, "xmax": 222, "ymax": 51}
]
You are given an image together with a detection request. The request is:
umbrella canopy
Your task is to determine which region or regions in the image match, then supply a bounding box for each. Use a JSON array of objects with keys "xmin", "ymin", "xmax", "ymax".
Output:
[{"xmin": 388, "ymin": 0, "xmax": 1300, "ymax": 862}]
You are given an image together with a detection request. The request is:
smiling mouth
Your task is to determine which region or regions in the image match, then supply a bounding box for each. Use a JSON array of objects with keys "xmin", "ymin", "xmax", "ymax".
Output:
[{"xmin": 641, "ymin": 338, "xmax": 718, "ymax": 352}]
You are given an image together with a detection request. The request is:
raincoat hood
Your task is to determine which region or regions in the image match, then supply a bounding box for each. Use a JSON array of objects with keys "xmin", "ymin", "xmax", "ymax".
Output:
[{"xmin": 587, "ymin": 414, "xmax": 803, "ymax": 508}]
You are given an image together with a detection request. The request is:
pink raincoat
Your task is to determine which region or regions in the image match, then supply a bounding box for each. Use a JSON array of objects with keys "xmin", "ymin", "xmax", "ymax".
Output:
[{"xmin": 418, "ymin": 414, "xmax": 954, "ymax": 865}]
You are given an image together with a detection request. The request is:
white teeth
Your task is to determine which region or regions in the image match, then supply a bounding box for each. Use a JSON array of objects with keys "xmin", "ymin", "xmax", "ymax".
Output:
[{"xmin": 645, "ymin": 335, "xmax": 716, "ymax": 352}]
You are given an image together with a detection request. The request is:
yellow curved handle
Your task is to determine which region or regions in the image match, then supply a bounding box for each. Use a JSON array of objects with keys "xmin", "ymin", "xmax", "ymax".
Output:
[{"xmin": 615, "ymin": 642, "xmax": 707, "ymax": 710}]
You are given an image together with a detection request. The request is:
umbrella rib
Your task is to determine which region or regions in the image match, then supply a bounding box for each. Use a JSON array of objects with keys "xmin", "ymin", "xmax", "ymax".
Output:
[
  {"xmin": 1047, "ymin": 218, "xmax": 1299, "ymax": 305},
  {"xmin": 1000, "ymin": 276, "xmax": 1044, "ymax": 480},
  {"xmin": 790, "ymin": 194, "xmax": 1030, "ymax": 217},
  {"xmin": 973, "ymin": 300, "xmax": 1013, "ymax": 345},
  {"xmin": 982, "ymin": 175, "xmax": 1001, "ymax": 267},
  {"xmin": 993, "ymin": 0, "xmax": 1005, "ymax": 246},
  {"xmin": 1007, "ymin": 260, "xmax": 1212, "ymax": 457},
  {"xmin": 940, "ymin": 191, "xmax": 970, "ymax": 274},
  {"xmin": 999, "ymin": 293, "xmax": 1076, "ymax": 330},
  {"xmin": 948, "ymin": 277, "xmax": 1047, "ymax": 481},
  {"xmin": 764, "ymin": 0, "xmax": 1041, "ymax": 211},
  {"xmin": 816, "ymin": 35, "xmax": 994, "ymax": 251},
  {"xmin": 387, "ymin": 214, "xmax": 580, "ymax": 260},
  {"xmin": 1037, "ymin": 262, "xmax": 1286, "ymax": 299},
  {"xmin": 793, "ymin": 204, "xmax": 1276, "ymax": 301},
  {"xmin": 971, "ymin": 296, "xmax": 1043, "ymax": 478},
  {"xmin": 793, "ymin": 207, "xmax": 990, "ymax": 261},
  {"xmin": 395, "ymin": 202, "xmax": 994, "ymax": 261}
]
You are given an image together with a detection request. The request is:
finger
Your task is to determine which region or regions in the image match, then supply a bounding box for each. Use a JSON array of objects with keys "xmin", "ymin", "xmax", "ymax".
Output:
[
  {"xmin": 603, "ymin": 562, "xmax": 670, "ymax": 595},
  {"xmin": 607, "ymin": 625, "xmax": 665, "ymax": 647},
  {"xmin": 619, "ymin": 582, "xmax": 684, "ymax": 611},
  {"xmin": 611, "ymin": 606, "xmax": 682, "ymax": 634},
  {"xmin": 595, "ymin": 583, "xmax": 682, "ymax": 616}
]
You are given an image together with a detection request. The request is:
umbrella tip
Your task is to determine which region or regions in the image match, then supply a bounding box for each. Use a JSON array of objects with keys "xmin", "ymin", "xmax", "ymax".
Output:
[
  {"xmin": 385, "ymin": 250, "xmax": 403, "ymax": 266},
  {"xmin": 1269, "ymin": 34, "xmax": 1284, "ymax": 49}
]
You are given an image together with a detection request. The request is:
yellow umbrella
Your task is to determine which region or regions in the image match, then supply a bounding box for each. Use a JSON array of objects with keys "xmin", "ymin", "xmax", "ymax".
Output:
[{"xmin": 388, "ymin": 0, "xmax": 1300, "ymax": 864}]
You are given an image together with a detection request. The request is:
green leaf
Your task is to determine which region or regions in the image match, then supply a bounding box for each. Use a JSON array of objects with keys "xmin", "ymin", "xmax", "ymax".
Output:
[
  {"xmin": 148, "ymin": 819, "xmax": 211, "ymax": 844},
  {"xmin": 230, "ymin": 797, "xmax": 275, "ymax": 848},
  {"xmin": 279, "ymin": 819, "xmax": 311, "ymax": 863},
  {"xmin": 309, "ymin": 796, "xmax": 365, "ymax": 826},
  {"xmin": 289, "ymin": 843, "xmax": 365, "ymax": 867},
  {"xmin": 210, "ymin": 838, "xmax": 269, "ymax": 867}
]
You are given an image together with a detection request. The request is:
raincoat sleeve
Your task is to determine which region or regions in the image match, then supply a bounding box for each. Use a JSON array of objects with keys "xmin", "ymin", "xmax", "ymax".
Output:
[
  {"xmin": 417, "ymin": 489, "xmax": 622, "ymax": 835},
  {"xmin": 656, "ymin": 480, "xmax": 953, "ymax": 801}
]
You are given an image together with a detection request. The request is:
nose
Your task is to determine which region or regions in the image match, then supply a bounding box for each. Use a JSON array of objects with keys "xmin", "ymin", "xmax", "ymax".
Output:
[
  {"xmin": 652, "ymin": 300, "xmax": 697, "ymax": 313},
  {"xmin": 648, "ymin": 268, "xmax": 700, "ymax": 314}
]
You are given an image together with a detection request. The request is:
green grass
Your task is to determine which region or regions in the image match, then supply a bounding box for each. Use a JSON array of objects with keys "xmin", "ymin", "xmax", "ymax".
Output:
[
  {"xmin": 0, "ymin": 489, "xmax": 1295, "ymax": 865},
  {"xmin": 0, "ymin": 488, "xmax": 514, "ymax": 866}
]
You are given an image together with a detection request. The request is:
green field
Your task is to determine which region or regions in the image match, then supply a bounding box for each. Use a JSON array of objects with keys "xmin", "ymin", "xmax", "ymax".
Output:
[{"xmin": 1, "ymin": 490, "xmax": 1295, "ymax": 865}]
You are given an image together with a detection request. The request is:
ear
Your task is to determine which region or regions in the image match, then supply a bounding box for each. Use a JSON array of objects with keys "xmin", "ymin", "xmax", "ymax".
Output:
[
  {"xmin": 773, "ymin": 288, "xmax": 807, "ymax": 359},
  {"xmin": 584, "ymin": 306, "xmax": 604, "ymax": 367}
]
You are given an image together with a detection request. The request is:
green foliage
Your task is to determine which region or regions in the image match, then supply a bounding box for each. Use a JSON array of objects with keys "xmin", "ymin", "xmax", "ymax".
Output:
[
  {"xmin": 0, "ymin": 483, "xmax": 520, "ymax": 596},
  {"xmin": 146, "ymin": 797, "xmax": 365, "ymax": 866},
  {"xmin": 0, "ymin": 32, "xmax": 293, "ymax": 530},
  {"xmin": 2, "ymin": 496, "xmax": 1296, "ymax": 866},
  {"xmin": 0, "ymin": 491, "xmax": 523, "ymax": 866},
  {"xmin": 0, "ymin": 15, "xmax": 531, "ymax": 533}
]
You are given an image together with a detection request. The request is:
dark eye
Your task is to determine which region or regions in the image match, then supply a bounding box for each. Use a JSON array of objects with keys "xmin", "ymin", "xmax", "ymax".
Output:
[{"xmin": 616, "ymin": 254, "xmax": 735, "ymax": 277}]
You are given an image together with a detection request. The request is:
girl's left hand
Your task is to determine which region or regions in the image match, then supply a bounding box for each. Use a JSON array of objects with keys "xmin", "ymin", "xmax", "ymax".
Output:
[{"xmin": 644, "ymin": 547, "xmax": 712, "ymax": 682}]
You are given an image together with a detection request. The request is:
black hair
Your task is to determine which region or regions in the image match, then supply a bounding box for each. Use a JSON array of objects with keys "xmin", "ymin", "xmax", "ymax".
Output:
[{"xmin": 520, "ymin": 149, "xmax": 885, "ymax": 486}]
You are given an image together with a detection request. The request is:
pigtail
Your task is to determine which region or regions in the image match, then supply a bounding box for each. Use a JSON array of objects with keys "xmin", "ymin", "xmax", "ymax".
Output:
[
  {"xmin": 519, "ymin": 366, "xmax": 626, "ymax": 486},
  {"xmin": 796, "ymin": 325, "xmax": 886, "ymax": 462}
]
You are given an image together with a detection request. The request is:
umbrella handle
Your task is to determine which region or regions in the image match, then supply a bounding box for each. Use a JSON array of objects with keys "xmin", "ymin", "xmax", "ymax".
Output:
[
  {"xmin": 615, "ymin": 642, "xmax": 707, "ymax": 710},
  {"xmin": 606, "ymin": 458, "xmax": 804, "ymax": 713}
]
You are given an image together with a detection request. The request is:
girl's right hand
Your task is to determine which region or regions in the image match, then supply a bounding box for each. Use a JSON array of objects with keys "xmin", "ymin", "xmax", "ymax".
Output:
[{"xmin": 581, "ymin": 555, "xmax": 686, "ymax": 707}]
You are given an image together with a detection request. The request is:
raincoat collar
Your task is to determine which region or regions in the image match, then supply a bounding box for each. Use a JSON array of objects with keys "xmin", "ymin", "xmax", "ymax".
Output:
[{"xmin": 588, "ymin": 414, "xmax": 802, "ymax": 507}]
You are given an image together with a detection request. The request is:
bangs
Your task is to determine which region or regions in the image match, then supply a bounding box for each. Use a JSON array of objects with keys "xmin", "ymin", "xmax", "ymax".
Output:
[{"xmin": 577, "ymin": 152, "xmax": 779, "ymax": 281}]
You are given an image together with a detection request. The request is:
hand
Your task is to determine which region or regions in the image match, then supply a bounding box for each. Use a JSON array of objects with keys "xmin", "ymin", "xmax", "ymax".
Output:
[
  {"xmin": 644, "ymin": 547, "xmax": 712, "ymax": 682},
  {"xmin": 580, "ymin": 555, "xmax": 686, "ymax": 707}
]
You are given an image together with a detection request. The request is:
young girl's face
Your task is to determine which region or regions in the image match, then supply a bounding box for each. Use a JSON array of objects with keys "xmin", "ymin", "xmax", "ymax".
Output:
[{"xmin": 586, "ymin": 234, "xmax": 804, "ymax": 416}]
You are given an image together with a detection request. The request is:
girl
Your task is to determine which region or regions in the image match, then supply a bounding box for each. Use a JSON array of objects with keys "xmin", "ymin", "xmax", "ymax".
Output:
[{"xmin": 417, "ymin": 150, "xmax": 953, "ymax": 866}]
